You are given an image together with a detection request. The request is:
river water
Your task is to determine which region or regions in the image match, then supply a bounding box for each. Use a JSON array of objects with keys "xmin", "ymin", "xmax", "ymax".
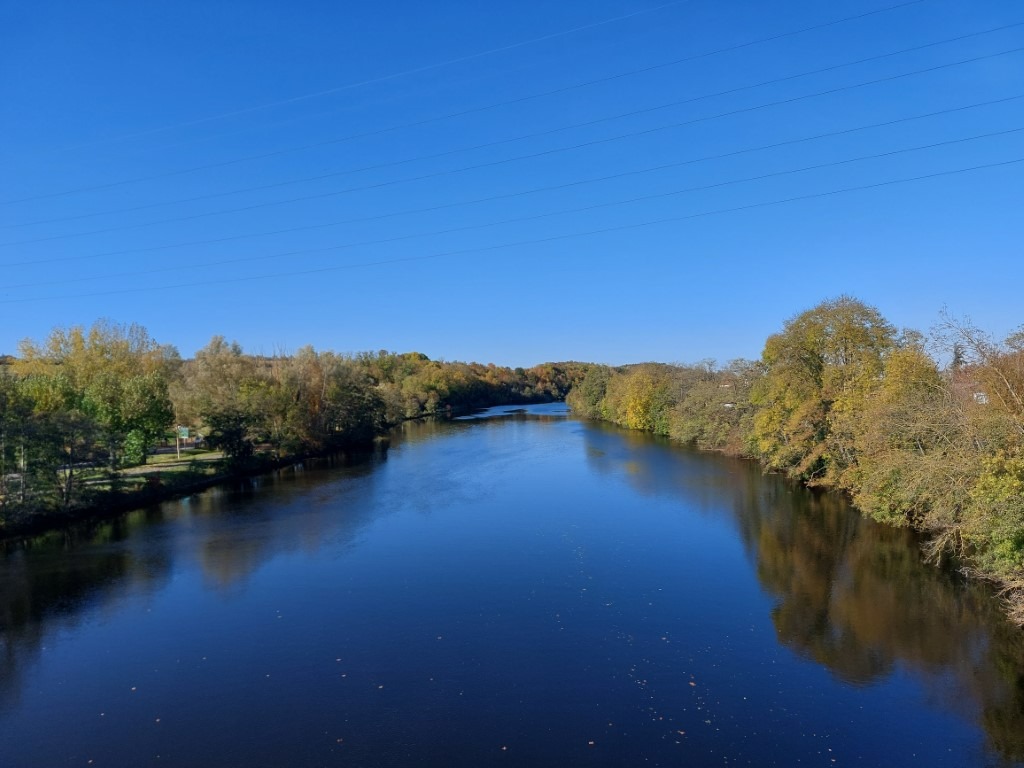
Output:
[{"xmin": 1, "ymin": 403, "xmax": 1022, "ymax": 767}]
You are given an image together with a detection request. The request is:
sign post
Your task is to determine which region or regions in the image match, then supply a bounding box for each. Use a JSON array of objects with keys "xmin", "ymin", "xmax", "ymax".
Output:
[{"xmin": 175, "ymin": 426, "xmax": 189, "ymax": 460}]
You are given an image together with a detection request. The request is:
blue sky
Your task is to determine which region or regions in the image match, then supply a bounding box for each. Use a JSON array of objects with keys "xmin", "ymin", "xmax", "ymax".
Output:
[{"xmin": 1, "ymin": 0, "xmax": 1021, "ymax": 366}]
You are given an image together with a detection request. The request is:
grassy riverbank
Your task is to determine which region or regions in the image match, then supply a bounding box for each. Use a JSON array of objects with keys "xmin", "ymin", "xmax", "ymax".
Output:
[
  {"xmin": 0, "ymin": 448, "xmax": 227, "ymax": 538},
  {"xmin": 0, "ymin": 440, "xmax": 399, "ymax": 539},
  {"xmin": 0, "ymin": 322, "xmax": 587, "ymax": 538}
]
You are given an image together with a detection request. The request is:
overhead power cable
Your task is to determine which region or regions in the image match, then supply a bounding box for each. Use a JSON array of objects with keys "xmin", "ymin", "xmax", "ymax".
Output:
[
  {"xmin": 2, "ymin": 154, "xmax": 1018, "ymax": 305},
  {"xmin": 40, "ymin": 0, "xmax": 697, "ymax": 153},
  {"xmin": 1, "ymin": 92, "xmax": 1018, "ymax": 269},
  {"xmin": 7, "ymin": 19, "xmax": 1018, "ymax": 232},
  {"xmin": 5, "ymin": 127, "xmax": 1019, "ymax": 291},
  {"xmin": 0, "ymin": 0, "xmax": 931, "ymax": 205},
  {"xmin": 4, "ymin": 43, "xmax": 1021, "ymax": 250}
]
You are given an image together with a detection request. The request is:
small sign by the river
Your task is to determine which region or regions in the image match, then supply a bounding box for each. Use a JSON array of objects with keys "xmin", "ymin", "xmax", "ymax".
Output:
[{"xmin": 175, "ymin": 426, "xmax": 189, "ymax": 459}]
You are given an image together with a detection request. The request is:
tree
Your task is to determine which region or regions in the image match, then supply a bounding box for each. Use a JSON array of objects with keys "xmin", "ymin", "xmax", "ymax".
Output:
[
  {"xmin": 202, "ymin": 408, "xmax": 258, "ymax": 466},
  {"xmin": 620, "ymin": 366, "xmax": 674, "ymax": 434},
  {"xmin": 846, "ymin": 343, "xmax": 967, "ymax": 531},
  {"xmin": 566, "ymin": 366, "xmax": 612, "ymax": 419},
  {"xmin": 0, "ymin": 369, "xmax": 34, "ymax": 520},
  {"xmin": 938, "ymin": 314, "xmax": 1024, "ymax": 435},
  {"xmin": 670, "ymin": 359, "xmax": 759, "ymax": 454},
  {"xmin": 17, "ymin": 372, "xmax": 98, "ymax": 511},
  {"xmin": 172, "ymin": 335, "xmax": 255, "ymax": 427},
  {"xmin": 16, "ymin": 322, "xmax": 177, "ymax": 469},
  {"xmin": 752, "ymin": 296, "xmax": 896, "ymax": 483}
]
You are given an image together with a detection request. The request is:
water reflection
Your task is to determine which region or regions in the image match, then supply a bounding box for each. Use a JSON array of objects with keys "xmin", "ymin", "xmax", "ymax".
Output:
[
  {"xmin": 0, "ymin": 517, "xmax": 171, "ymax": 710},
  {"xmin": 0, "ymin": 449, "xmax": 389, "ymax": 707},
  {"xmin": 581, "ymin": 421, "xmax": 1024, "ymax": 762},
  {"xmin": 182, "ymin": 452, "xmax": 386, "ymax": 591},
  {"xmin": 1, "ymin": 412, "xmax": 1022, "ymax": 764}
]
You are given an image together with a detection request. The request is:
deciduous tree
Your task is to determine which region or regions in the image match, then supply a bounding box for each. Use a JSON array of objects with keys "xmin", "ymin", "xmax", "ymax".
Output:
[{"xmin": 752, "ymin": 296, "xmax": 896, "ymax": 483}]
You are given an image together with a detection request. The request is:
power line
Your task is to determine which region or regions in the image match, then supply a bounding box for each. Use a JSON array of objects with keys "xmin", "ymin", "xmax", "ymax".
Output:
[
  {"xmin": 38, "ymin": 0, "xmax": 697, "ymax": 155},
  {"xmin": 5, "ymin": 44, "xmax": 1020, "ymax": 250},
  {"xmin": 3, "ymin": 155, "xmax": 1018, "ymax": 305},
  {"xmin": 0, "ymin": 0, "xmax": 931, "ymax": 206},
  {"xmin": 5, "ymin": 131, "xmax": 1019, "ymax": 292},
  {"xmin": 9, "ymin": 19, "xmax": 1017, "ymax": 232},
  {"xmin": 2, "ymin": 92, "xmax": 1017, "ymax": 269}
]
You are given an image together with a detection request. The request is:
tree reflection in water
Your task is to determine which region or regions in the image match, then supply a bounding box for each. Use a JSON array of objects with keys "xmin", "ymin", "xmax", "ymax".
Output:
[
  {"xmin": 583, "ymin": 421, "xmax": 1024, "ymax": 762},
  {"xmin": 0, "ymin": 515, "xmax": 171, "ymax": 711},
  {"xmin": 0, "ymin": 449, "xmax": 386, "ymax": 710},
  {"xmin": 1, "ymin": 417, "xmax": 1021, "ymax": 762}
]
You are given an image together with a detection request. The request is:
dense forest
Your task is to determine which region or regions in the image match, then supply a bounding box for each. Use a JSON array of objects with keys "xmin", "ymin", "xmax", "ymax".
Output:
[
  {"xmin": 567, "ymin": 297, "xmax": 1024, "ymax": 624},
  {"xmin": 2, "ymin": 299, "xmax": 1023, "ymax": 623},
  {"xmin": 0, "ymin": 322, "xmax": 585, "ymax": 530}
]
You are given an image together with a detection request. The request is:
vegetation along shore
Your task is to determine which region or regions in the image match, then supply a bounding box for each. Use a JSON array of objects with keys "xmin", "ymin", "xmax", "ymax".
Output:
[{"xmin": 2, "ymin": 296, "xmax": 1022, "ymax": 623}]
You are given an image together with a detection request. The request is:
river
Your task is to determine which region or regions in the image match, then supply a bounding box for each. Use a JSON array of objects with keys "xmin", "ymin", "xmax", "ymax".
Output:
[{"xmin": 1, "ymin": 403, "xmax": 1022, "ymax": 767}]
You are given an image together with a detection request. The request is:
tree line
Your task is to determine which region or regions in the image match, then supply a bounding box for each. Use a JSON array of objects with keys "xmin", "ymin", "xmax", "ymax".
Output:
[
  {"xmin": 0, "ymin": 321, "xmax": 585, "ymax": 527},
  {"xmin": 3, "ymin": 302, "xmax": 1022, "ymax": 624},
  {"xmin": 566, "ymin": 297, "xmax": 1024, "ymax": 623}
]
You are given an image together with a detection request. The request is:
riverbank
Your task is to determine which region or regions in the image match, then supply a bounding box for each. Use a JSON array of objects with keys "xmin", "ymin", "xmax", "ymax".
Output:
[
  {"xmin": 8, "ymin": 384, "xmax": 592, "ymax": 542},
  {"xmin": 0, "ymin": 440, "xmax": 388, "ymax": 541},
  {"xmin": 4, "ymin": 402, "xmax": 1022, "ymax": 768},
  {"xmin": 568, "ymin": 399, "xmax": 1024, "ymax": 627},
  {"xmin": 2, "ymin": 326, "xmax": 587, "ymax": 541},
  {"xmin": 0, "ymin": 399, "xmax": 544, "ymax": 541}
]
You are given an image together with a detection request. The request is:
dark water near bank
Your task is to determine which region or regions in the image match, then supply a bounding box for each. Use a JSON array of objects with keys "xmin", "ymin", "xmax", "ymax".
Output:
[{"xmin": 2, "ymin": 403, "xmax": 1023, "ymax": 767}]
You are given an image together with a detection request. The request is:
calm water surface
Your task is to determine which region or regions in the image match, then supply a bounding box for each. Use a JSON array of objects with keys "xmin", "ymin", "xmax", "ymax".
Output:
[{"xmin": 2, "ymin": 403, "xmax": 1023, "ymax": 767}]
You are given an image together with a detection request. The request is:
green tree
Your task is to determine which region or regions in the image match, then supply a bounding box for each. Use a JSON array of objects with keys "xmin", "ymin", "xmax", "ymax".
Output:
[
  {"xmin": 967, "ymin": 452, "xmax": 1024, "ymax": 580},
  {"xmin": 16, "ymin": 322, "xmax": 177, "ymax": 469},
  {"xmin": 202, "ymin": 408, "xmax": 258, "ymax": 466},
  {"xmin": 566, "ymin": 365, "xmax": 612, "ymax": 419},
  {"xmin": 0, "ymin": 369, "xmax": 35, "ymax": 520},
  {"xmin": 670, "ymin": 359, "xmax": 758, "ymax": 454},
  {"xmin": 17, "ymin": 372, "xmax": 98, "ymax": 511}
]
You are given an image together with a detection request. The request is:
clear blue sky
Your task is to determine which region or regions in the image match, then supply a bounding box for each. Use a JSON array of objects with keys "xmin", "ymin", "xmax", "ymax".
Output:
[{"xmin": 1, "ymin": 0, "xmax": 1021, "ymax": 366}]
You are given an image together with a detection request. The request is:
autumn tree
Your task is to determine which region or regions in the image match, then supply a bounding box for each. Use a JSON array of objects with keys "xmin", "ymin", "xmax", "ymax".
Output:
[
  {"xmin": 934, "ymin": 316, "xmax": 1024, "ymax": 617},
  {"xmin": 846, "ymin": 341, "xmax": 968, "ymax": 531},
  {"xmin": 938, "ymin": 314, "xmax": 1024, "ymax": 436},
  {"xmin": 173, "ymin": 336, "xmax": 262, "ymax": 464},
  {"xmin": 16, "ymin": 322, "xmax": 177, "ymax": 469},
  {"xmin": 752, "ymin": 296, "xmax": 896, "ymax": 484}
]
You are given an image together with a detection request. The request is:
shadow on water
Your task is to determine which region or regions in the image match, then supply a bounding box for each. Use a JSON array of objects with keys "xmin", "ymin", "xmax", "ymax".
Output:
[
  {"xmin": 0, "ymin": 447, "xmax": 389, "ymax": 710},
  {"xmin": 182, "ymin": 450, "xmax": 388, "ymax": 592},
  {"xmin": 0, "ymin": 513, "xmax": 172, "ymax": 711},
  {"xmin": 0, "ymin": 410, "xmax": 550, "ymax": 715},
  {"xmin": 581, "ymin": 420, "xmax": 1024, "ymax": 762}
]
